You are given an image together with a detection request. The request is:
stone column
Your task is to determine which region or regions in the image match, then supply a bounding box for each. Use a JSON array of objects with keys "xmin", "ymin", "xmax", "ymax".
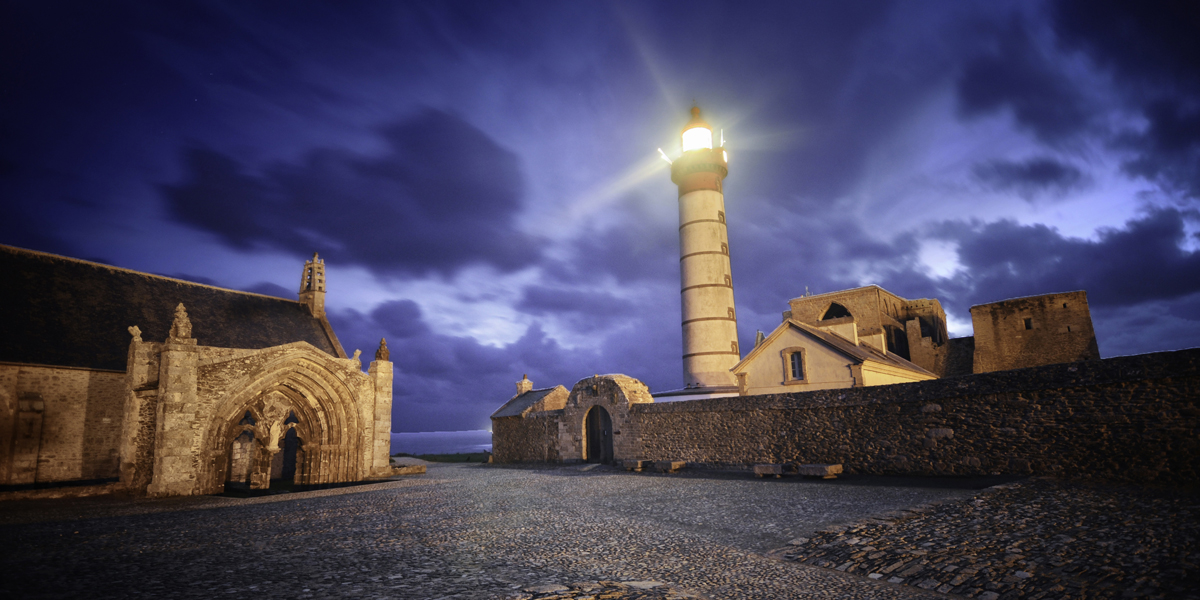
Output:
[
  {"xmin": 146, "ymin": 304, "xmax": 202, "ymax": 497},
  {"xmin": 368, "ymin": 345, "xmax": 393, "ymax": 476}
]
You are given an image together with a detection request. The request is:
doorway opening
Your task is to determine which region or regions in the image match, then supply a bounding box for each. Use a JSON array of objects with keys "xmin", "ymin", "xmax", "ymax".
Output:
[{"xmin": 584, "ymin": 405, "xmax": 613, "ymax": 464}]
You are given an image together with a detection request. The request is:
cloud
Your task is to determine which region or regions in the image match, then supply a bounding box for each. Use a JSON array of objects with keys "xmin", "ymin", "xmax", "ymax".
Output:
[
  {"xmin": 973, "ymin": 156, "xmax": 1086, "ymax": 199},
  {"xmin": 955, "ymin": 18, "xmax": 1090, "ymax": 144},
  {"xmin": 164, "ymin": 109, "xmax": 541, "ymax": 277},
  {"xmin": 1052, "ymin": 0, "xmax": 1200, "ymax": 198},
  {"xmin": 328, "ymin": 296, "xmax": 680, "ymax": 432},
  {"xmin": 942, "ymin": 207, "xmax": 1200, "ymax": 310}
]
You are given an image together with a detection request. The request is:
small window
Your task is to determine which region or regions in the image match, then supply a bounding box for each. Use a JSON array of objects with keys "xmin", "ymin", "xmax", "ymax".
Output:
[
  {"xmin": 727, "ymin": 307, "xmax": 736, "ymax": 320},
  {"xmin": 724, "ymin": 274, "xmax": 732, "ymax": 287},
  {"xmin": 1062, "ymin": 303, "xmax": 1068, "ymax": 308},
  {"xmin": 717, "ymin": 211, "xmax": 726, "ymax": 224},
  {"xmin": 782, "ymin": 347, "xmax": 806, "ymax": 384},
  {"xmin": 1066, "ymin": 325, "xmax": 1072, "ymax": 332},
  {"xmin": 1024, "ymin": 318, "xmax": 1033, "ymax": 330},
  {"xmin": 720, "ymin": 242, "xmax": 729, "ymax": 255},
  {"xmin": 731, "ymin": 341, "xmax": 739, "ymax": 354}
]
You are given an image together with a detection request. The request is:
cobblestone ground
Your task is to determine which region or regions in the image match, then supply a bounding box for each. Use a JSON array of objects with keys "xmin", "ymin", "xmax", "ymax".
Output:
[
  {"xmin": 0, "ymin": 463, "xmax": 986, "ymax": 599},
  {"xmin": 780, "ymin": 478, "xmax": 1200, "ymax": 599}
]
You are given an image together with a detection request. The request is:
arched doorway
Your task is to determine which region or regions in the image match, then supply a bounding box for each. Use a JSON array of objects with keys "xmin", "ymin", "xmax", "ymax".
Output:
[{"xmin": 583, "ymin": 405, "xmax": 613, "ymax": 464}]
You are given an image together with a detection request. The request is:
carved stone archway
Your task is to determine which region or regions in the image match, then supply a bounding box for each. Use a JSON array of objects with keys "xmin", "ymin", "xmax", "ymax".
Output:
[{"xmin": 196, "ymin": 350, "xmax": 366, "ymax": 495}]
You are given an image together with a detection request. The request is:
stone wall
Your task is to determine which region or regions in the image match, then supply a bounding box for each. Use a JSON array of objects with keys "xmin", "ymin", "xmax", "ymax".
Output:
[
  {"xmin": 492, "ymin": 412, "xmax": 563, "ymax": 463},
  {"xmin": 0, "ymin": 364, "xmax": 126, "ymax": 485},
  {"xmin": 632, "ymin": 348, "xmax": 1199, "ymax": 485}
]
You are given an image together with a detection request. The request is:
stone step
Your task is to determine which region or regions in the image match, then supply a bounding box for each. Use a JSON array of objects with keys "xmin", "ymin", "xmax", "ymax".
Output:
[{"xmin": 796, "ymin": 463, "xmax": 843, "ymax": 479}]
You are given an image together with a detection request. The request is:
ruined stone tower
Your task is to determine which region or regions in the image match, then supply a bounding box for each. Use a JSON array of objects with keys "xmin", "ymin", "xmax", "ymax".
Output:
[
  {"xmin": 299, "ymin": 252, "xmax": 326, "ymax": 317},
  {"xmin": 670, "ymin": 106, "xmax": 739, "ymax": 389}
]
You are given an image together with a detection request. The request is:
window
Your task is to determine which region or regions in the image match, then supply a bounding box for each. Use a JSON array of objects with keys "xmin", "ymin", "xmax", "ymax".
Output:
[
  {"xmin": 721, "ymin": 242, "xmax": 729, "ymax": 255},
  {"xmin": 822, "ymin": 303, "xmax": 852, "ymax": 320},
  {"xmin": 1024, "ymin": 318, "xmax": 1033, "ymax": 330},
  {"xmin": 718, "ymin": 211, "xmax": 726, "ymax": 224},
  {"xmin": 782, "ymin": 347, "xmax": 806, "ymax": 384}
]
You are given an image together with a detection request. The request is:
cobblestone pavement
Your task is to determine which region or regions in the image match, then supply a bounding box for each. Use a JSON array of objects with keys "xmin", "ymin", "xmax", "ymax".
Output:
[
  {"xmin": 0, "ymin": 463, "xmax": 988, "ymax": 599},
  {"xmin": 779, "ymin": 478, "xmax": 1200, "ymax": 599}
]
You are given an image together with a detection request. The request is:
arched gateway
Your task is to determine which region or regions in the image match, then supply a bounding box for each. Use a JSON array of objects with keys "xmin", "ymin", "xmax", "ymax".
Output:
[{"xmin": 583, "ymin": 405, "xmax": 613, "ymax": 464}]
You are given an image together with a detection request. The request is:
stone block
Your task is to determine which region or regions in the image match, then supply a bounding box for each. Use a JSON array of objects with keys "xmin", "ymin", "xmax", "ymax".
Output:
[
  {"xmin": 754, "ymin": 463, "xmax": 783, "ymax": 478},
  {"xmin": 655, "ymin": 460, "xmax": 686, "ymax": 473},
  {"xmin": 624, "ymin": 459, "xmax": 651, "ymax": 472},
  {"xmin": 796, "ymin": 463, "xmax": 843, "ymax": 479}
]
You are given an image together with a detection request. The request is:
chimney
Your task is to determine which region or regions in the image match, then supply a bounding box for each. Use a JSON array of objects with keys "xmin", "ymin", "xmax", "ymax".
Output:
[{"xmin": 515, "ymin": 374, "xmax": 533, "ymax": 396}]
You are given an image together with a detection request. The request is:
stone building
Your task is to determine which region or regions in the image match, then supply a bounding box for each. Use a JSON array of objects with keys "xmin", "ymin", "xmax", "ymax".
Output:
[
  {"xmin": 0, "ymin": 245, "xmax": 394, "ymax": 496},
  {"xmin": 970, "ymin": 291, "xmax": 1100, "ymax": 373},
  {"xmin": 783, "ymin": 285, "xmax": 952, "ymax": 377},
  {"xmin": 491, "ymin": 374, "xmax": 653, "ymax": 464},
  {"xmin": 730, "ymin": 318, "xmax": 935, "ymax": 395}
]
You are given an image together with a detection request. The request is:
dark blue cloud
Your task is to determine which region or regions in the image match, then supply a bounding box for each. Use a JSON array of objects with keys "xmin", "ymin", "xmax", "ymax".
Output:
[
  {"xmin": 1052, "ymin": 0, "xmax": 1200, "ymax": 198},
  {"xmin": 164, "ymin": 109, "xmax": 540, "ymax": 277},
  {"xmin": 955, "ymin": 18, "xmax": 1091, "ymax": 144},
  {"xmin": 973, "ymin": 157, "xmax": 1086, "ymax": 199}
]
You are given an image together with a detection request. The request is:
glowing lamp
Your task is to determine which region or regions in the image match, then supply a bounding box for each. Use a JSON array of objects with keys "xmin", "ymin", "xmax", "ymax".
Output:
[{"xmin": 681, "ymin": 106, "xmax": 713, "ymax": 152}]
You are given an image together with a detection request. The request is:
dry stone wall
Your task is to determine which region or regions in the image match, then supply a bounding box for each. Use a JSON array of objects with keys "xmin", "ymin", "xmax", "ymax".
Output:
[{"xmin": 633, "ymin": 348, "xmax": 1200, "ymax": 486}]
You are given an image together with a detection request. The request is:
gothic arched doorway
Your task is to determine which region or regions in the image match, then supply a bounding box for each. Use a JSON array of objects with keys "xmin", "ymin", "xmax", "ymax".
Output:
[{"xmin": 583, "ymin": 405, "xmax": 613, "ymax": 464}]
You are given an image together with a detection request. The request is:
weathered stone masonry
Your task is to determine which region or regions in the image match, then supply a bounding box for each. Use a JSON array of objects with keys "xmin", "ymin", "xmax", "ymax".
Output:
[{"xmin": 496, "ymin": 349, "xmax": 1200, "ymax": 486}]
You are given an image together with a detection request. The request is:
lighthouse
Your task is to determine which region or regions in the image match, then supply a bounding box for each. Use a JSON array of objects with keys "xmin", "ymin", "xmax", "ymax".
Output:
[{"xmin": 670, "ymin": 106, "xmax": 740, "ymax": 390}]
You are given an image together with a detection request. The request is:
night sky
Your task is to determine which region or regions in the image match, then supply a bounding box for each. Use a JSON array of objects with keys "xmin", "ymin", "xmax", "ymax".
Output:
[{"xmin": 3, "ymin": 1, "xmax": 1199, "ymax": 432}]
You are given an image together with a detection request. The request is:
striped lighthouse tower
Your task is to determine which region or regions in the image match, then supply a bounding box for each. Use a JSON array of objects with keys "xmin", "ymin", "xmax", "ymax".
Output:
[{"xmin": 670, "ymin": 106, "xmax": 740, "ymax": 389}]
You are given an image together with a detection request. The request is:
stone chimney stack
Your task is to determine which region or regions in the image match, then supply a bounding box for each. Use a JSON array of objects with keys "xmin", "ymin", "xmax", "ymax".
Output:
[
  {"xmin": 299, "ymin": 252, "xmax": 326, "ymax": 317},
  {"xmin": 515, "ymin": 374, "xmax": 533, "ymax": 396}
]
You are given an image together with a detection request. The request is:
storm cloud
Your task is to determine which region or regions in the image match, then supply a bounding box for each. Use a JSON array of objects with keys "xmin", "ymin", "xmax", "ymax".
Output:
[
  {"xmin": 165, "ymin": 110, "xmax": 540, "ymax": 277},
  {"xmin": 4, "ymin": 1, "xmax": 1200, "ymax": 432},
  {"xmin": 973, "ymin": 157, "xmax": 1086, "ymax": 199}
]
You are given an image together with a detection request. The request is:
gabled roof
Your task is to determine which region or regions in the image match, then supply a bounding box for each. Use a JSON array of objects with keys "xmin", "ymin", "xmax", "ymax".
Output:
[
  {"xmin": 0, "ymin": 245, "xmax": 344, "ymax": 371},
  {"xmin": 732, "ymin": 319, "xmax": 935, "ymax": 377},
  {"xmin": 491, "ymin": 387, "xmax": 560, "ymax": 418}
]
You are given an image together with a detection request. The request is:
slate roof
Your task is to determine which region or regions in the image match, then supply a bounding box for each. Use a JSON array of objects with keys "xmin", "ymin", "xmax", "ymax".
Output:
[
  {"xmin": 491, "ymin": 388, "xmax": 558, "ymax": 418},
  {"xmin": 0, "ymin": 245, "xmax": 344, "ymax": 371}
]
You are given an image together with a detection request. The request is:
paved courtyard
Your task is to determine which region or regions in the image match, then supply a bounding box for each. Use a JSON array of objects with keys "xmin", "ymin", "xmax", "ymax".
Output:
[{"xmin": 1, "ymin": 463, "xmax": 1000, "ymax": 599}]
